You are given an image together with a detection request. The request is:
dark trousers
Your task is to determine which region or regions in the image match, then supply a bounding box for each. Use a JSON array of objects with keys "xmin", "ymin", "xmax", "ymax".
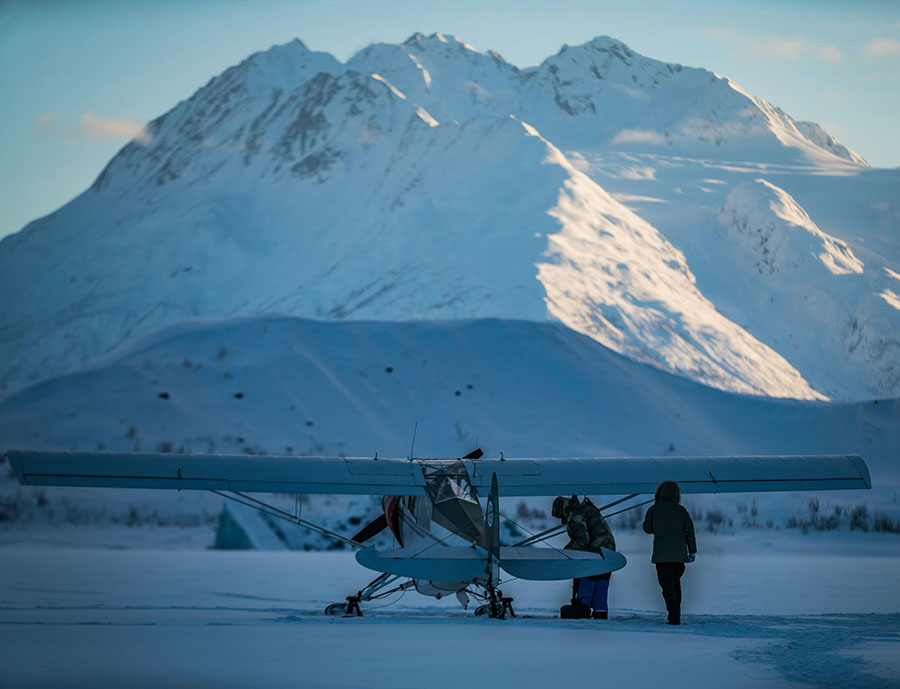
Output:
[
  {"xmin": 655, "ymin": 563, "xmax": 685, "ymax": 623},
  {"xmin": 574, "ymin": 573, "xmax": 611, "ymax": 612}
]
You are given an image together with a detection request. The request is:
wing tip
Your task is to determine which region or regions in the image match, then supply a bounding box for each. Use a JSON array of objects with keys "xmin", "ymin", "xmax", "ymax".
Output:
[
  {"xmin": 847, "ymin": 454, "xmax": 872, "ymax": 489},
  {"xmin": 3, "ymin": 449, "xmax": 25, "ymax": 485}
]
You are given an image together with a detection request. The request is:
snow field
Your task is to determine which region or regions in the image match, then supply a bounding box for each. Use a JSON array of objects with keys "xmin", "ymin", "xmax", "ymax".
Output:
[{"xmin": 1, "ymin": 540, "xmax": 898, "ymax": 688}]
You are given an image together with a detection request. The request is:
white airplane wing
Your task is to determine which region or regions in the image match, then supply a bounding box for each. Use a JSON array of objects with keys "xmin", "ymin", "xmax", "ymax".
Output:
[
  {"xmin": 5, "ymin": 450, "xmax": 870, "ymax": 496},
  {"xmin": 5, "ymin": 450, "xmax": 427, "ymax": 495},
  {"xmin": 464, "ymin": 455, "xmax": 871, "ymax": 495}
]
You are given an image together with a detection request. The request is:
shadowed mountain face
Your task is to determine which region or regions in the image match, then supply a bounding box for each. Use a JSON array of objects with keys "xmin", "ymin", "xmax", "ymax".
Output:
[
  {"xmin": 0, "ymin": 33, "xmax": 897, "ymax": 400},
  {"xmin": 0, "ymin": 317, "xmax": 895, "ymax": 477},
  {"xmin": 1, "ymin": 316, "xmax": 895, "ymax": 542}
]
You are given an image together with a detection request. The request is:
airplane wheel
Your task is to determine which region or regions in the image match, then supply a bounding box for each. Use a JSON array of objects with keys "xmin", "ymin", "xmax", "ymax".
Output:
[
  {"xmin": 324, "ymin": 603, "xmax": 348, "ymax": 616},
  {"xmin": 474, "ymin": 602, "xmax": 503, "ymax": 618},
  {"xmin": 326, "ymin": 595, "xmax": 362, "ymax": 616}
]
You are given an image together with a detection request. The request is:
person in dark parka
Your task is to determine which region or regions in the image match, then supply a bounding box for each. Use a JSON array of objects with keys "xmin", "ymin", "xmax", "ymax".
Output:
[
  {"xmin": 642, "ymin": 481, "xmax": 696, "ymax": 625},
  {"xmin": 552, "ymin": 495, "xmax": 616, "ymax": 619}
]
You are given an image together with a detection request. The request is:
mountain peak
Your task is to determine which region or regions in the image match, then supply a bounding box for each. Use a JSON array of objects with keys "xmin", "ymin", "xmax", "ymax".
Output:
[
  {"xmin": 246, "ymin": 37, "xmax": 312, "ymax": 65},
  {"xmin": 401, "ymin": 31, "xmax": 478, "ymax": 53},
  {"xmin": 400, "ymin": 32, "xmax": 506, "ymax": 65},
  {"xmin": 235, "ymin": 38, "xmax": 341, "ymax": 93},
  {"xmin": 584, "ymin": 35, "xmax": 632, "ymax": 52},
  {"xmin": 554, "ymin": 35, "xmax": 636, "ymax": 60}
]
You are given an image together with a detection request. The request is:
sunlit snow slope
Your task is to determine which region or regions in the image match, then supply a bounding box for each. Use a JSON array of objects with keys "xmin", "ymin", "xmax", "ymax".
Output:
[
  {"xmin": 711, "ymin": 180, "xmax": 899, "ymax": 398},
  {"xmin": 1, "ymin": 34, "xmax": 896, "ymax": 400}
]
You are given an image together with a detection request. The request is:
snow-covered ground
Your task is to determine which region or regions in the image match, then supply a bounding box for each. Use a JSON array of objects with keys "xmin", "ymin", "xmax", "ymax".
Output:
[{"xmin": 1, "ymin": 531, "xmax": 898, "ymax": 688}]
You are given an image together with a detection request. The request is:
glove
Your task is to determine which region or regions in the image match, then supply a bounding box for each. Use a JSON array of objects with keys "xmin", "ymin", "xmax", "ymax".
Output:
[{"xmin": 686, "ymin": 553, "xmax": 696, "ymax": 563}]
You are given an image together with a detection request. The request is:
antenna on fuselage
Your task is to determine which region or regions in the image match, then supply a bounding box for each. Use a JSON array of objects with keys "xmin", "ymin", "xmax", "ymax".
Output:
[{"xmin": 408, "ymin": 421, "xmax": 418, "ymax": 461}]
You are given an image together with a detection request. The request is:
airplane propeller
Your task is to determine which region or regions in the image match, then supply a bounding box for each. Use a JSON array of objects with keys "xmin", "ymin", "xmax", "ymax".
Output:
[{"xmin": 351, "ymin": 513, "xmax": 388, "ymax": 544}]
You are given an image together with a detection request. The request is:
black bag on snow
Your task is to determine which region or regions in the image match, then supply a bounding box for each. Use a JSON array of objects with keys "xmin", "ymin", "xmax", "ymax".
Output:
[{"xmin": 560, "ymin": 597, "xmax": 592, "ymax": 619}]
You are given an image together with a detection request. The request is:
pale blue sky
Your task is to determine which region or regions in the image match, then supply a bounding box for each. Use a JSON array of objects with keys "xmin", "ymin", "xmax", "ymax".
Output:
[{"xmin": 1, "ymin": 0, "xmax": 899, "ymax": 239}]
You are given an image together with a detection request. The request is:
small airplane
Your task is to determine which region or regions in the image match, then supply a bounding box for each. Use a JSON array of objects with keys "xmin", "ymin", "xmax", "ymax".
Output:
[{"xmin": 4, "ymin": 448, "xmax": 871, "ymax": 618}]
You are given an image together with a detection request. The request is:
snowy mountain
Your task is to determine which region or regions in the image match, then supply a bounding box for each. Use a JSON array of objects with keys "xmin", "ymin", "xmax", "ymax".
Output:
[{"xmin": 0, "ymin": 33, "xmax": 897, "ymax": 401}]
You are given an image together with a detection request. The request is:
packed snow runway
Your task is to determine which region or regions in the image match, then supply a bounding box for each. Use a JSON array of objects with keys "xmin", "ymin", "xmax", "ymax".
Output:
[{"xmin": 2, "ymin": 533, "xmax": 898, "ymax": 688}]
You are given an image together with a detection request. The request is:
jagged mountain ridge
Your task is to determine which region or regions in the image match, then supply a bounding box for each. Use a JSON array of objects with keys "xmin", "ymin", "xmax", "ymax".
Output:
[
  {"xmin": 97, "ymin": 32, "xmax": 867, "ymax": 195},
  {"xmin": 348, "ymin": 33, "xmax": 867, "ymax": 164},
  {"xmin": 0, "ymin": 33, "xmax": 892, "ymax": 402}
]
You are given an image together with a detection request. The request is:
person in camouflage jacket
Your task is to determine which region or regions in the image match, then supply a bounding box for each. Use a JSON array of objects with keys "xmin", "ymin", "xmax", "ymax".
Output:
[
  {"xmin": 553, "ymin": 495, "xmax": 616, "ymax": 553},
  {"xmin": 552, "ymin": 495, "xmax": 616, "ymax": 619}
]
